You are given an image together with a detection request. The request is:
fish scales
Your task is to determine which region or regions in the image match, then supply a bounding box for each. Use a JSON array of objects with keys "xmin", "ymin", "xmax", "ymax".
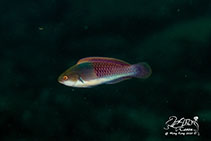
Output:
[
  {"xmin": 92, "ymin": 62, "xmax": 131, "ymax": 77},
  {"xmin": 58, "ymin": 57, "xmax": 151, "ymax": 88}
]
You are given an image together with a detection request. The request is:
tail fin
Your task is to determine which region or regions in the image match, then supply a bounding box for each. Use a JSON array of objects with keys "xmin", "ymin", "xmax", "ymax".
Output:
[{"xmin": 132, "ymin": 62, "xmax": 152, "ymax": 79}]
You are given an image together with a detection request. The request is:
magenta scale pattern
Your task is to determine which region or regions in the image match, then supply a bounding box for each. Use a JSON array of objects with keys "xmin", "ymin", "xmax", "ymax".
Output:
[{"xmin": 91, "ymin": 60, "xmax": 131, "ymax": 78}]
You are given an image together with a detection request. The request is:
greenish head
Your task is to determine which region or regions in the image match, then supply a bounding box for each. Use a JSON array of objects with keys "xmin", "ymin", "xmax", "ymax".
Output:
[{"xmin": 57, "ymin": 65, "xmax": 81, "ymax": 87}]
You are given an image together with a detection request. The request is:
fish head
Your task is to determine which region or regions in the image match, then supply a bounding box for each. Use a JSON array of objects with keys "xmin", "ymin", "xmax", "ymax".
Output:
[{"xmin": 57, "ymin": 69, "xmax": 83, "ymax": 87}]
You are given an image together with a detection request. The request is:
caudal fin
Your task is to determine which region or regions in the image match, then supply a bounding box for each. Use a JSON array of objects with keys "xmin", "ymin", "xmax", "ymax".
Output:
[{"xmin": 132, "ymin": 62, "xmax": 152, "ymax": 78}]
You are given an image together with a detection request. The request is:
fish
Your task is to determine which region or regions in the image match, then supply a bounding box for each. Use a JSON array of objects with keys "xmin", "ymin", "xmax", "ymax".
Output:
[{"xmin": 57, "ymin": 57, "xmax": 151, "ymax": 88}]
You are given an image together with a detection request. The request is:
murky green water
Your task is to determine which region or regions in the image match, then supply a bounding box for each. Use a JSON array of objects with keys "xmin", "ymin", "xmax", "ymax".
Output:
[{"xmin": 1, "ymin": 0, "xmax": 210, "ymax": 140}]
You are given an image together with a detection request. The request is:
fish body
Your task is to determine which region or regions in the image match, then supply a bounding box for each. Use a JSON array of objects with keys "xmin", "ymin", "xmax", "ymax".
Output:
[{"xmin": 58, "ymin": 57, "xmax": 151, "ymax": 88}]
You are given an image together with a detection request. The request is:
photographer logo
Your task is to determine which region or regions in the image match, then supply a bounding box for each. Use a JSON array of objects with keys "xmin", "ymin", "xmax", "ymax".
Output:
[{"xmin": 164, "ymin": 116, "xmax": 200, "ymax": 136}]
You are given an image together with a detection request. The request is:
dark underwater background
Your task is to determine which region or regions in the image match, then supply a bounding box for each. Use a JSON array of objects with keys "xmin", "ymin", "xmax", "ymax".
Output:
[{"xmin": 1, "ymin": 0, "xmax": 211, "ymax": 140}]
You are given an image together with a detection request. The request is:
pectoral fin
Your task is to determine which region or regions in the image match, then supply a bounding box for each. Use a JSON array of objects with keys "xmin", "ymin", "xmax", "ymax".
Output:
[{"xmin": 79, "ymin": 76, "xmax": 84, "ymax": 83}]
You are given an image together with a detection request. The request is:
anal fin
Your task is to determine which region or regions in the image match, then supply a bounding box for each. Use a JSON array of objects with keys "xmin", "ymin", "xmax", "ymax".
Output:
[{"xmin": 106, "ymin": 77, "xmax": 131, "ymax": 84}]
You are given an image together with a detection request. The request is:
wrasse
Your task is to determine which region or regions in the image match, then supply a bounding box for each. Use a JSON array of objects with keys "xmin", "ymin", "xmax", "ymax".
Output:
[{"xmin": 58, "ymin": 57, "xmax": 151, "ymax": 88}]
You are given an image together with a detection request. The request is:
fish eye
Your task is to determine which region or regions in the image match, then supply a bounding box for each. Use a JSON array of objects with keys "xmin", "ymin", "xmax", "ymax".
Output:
[{"xmin": 63, "ymin": 75, "xmax": 68, "ymax": 80}]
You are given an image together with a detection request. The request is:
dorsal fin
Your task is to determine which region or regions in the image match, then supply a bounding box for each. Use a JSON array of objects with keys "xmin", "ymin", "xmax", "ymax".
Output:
[{"xmin": 77, "ymin": 57, "xmax": 130, "ymax": 65}]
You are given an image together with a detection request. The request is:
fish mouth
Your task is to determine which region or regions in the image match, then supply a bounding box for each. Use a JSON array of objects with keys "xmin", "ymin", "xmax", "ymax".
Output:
[
  {"xmin": 57, "ymin": 76, "xmax": 64, "ymax": 84},
  {"xmin": 58, "ymin": 80, "xmax": 63, "ymax": 84}
]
